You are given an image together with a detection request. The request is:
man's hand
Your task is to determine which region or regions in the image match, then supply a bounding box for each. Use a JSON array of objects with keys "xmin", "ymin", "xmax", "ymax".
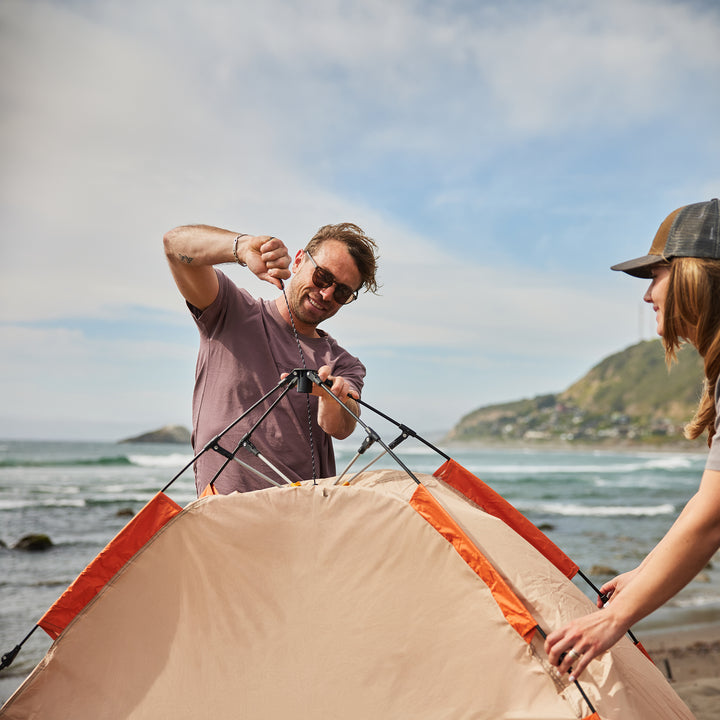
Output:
[
  {"xmin": 311, "ymin": 365, "xmax": 358, "ymax": 401},
  {"xmin": 279, "ymin": 366, "xmax": 359, "ymax": 439},
  {"xmin": 240, "ymin": 235, "xmax": 291, "ymax": 289}
]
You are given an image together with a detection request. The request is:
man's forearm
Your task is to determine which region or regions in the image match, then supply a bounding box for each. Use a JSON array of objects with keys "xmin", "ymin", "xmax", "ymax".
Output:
[
  {"xmin": 318, "ymin": 396, "xmax": 358, "ymax": 440},
  {"xmin": 163, "ymin": 225, "xmax": 290, "ymax": 311},
  {"xmin": 163, "ymin": 225, "xmax": 248, "ymax": 268}
]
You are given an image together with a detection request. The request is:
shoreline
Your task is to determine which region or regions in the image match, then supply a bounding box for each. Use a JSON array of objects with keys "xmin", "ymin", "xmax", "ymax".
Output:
[
  {"xmin": 440, "ymin": 437, "xmax": 709, "ymax": 455},
  {"xmin": 640, "ymin": 624, "xmax": 720, "ymax": 719}
]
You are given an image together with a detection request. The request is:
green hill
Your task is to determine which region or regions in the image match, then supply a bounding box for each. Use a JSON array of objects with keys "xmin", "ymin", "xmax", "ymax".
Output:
[{"xmin": 446, "ymin": 340, "xmax": 707, "ymax": 448}]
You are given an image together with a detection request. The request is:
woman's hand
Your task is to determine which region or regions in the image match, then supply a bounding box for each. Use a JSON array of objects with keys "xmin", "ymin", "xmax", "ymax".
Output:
[
  {"xmin": 544, "ymin": 608, "xmax": 628, "ymax": 682},
  {"xmin": 597, "ymin": 567, "xmax": 641, "ymax": 607}
]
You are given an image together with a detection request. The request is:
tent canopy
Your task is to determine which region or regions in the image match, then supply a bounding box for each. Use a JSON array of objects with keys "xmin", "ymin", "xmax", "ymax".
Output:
[{"xmin": 0, "ymin": 466, "xmax": 693, "ymax": 720}]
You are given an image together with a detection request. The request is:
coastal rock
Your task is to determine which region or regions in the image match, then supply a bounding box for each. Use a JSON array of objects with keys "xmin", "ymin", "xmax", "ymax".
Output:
[
  {"xmin": 588, "ymin": 564, "xmax": 619, "ymax": 577},
  {"xmin": 120, "ymin": 425, "xmax": 191, "ymax": 444},
  {"xmin": 14, "ymin": 534, "xmax": 54, "ymax": 551}
]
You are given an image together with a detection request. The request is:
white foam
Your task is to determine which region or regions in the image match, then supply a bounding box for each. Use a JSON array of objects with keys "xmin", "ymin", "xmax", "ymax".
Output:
[
  {"xmin": 516, "ymin": 501, "xmax": 676, "ymax": 517},
  {"xmin": 127, "ymin": 453, "xmax": 192, "ymax": 468},
  {"xmin": 0, "ymin": 498, "xmax": 86, "ymax": 510}
]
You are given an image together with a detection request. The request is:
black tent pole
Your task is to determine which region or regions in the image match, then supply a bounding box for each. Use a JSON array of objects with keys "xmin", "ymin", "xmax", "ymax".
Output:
[
  {"xmin": 304, "ymin": 370, "xmax": 422, "ymax": 485},
  {"xmin": 354, "ymin": 397, "xmax": 451, "ymax": 461},
  {"xmin": 0, "ymin": 625, "xmax": 39, "ymax": 671},
  {"xmin": 160, "ymin": 371, "xmax": 301, "ymax": 493}
]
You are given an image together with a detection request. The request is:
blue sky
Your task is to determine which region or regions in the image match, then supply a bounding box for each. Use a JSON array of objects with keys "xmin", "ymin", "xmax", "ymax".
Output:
[{"xmin": 1, "ymin": 0, "xmax": 719, "ymax": 441}]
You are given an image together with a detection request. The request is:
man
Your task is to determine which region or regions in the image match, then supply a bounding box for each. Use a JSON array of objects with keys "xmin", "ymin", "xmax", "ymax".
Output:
[{"xmin": 163, "ymin": 222, "xmax": 379, "ymax": 495}]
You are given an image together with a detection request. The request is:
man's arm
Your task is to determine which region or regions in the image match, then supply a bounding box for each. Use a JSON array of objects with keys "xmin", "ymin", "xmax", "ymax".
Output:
[
  {"xmin": 312, "ymin": 365, "xmax": 360, "ymax": 440},
  {"xmin": 163, "ymin": 225, "xmax": 291, "ymax": 310}
]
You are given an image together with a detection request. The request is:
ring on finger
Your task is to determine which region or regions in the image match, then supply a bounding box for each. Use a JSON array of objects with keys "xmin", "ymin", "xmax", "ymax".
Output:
[{"xmin": 568, "ymin": 648, "xmax": 582, "ymax": 660}]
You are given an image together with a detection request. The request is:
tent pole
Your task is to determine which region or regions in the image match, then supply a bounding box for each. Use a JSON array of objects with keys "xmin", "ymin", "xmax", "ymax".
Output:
[
  {"xmin": 354, "ymin": 397, "xmax": 451, "ymax": 461},
  {"xmin": 161, "ymin": 371, "xmax": 302, "ymax": 493},
  {"xmin": 1, "ymin": 625, "xmax": 39, "ymax": 671},
  {"xmin": 304, "ymin": 370, "xmax": 422, "ymax": 485}
]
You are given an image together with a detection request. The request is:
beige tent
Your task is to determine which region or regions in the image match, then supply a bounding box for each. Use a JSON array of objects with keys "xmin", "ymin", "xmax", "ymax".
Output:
[{"xmin": 0, "ymin": 462, "xmax": 693, "ymax": 719}]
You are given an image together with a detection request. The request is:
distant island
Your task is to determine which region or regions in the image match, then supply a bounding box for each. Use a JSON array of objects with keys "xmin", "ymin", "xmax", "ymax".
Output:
[
  {"xmin": 445, "ymin": 340, "xmax": 707, "ymax": 449},
  {"xmin": 119, "ymin": 425, "xmax": 191, "ymax": 444}
]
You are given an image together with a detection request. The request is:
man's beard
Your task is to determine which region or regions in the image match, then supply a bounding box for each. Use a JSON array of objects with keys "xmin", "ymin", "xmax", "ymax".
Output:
[{"xmin": 287, "ymin": 286, "xmax": 330, "ymax": 328}]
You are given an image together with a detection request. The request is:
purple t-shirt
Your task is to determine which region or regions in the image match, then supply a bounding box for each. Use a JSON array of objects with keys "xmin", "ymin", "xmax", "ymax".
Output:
[{"xmin": 189, "ymin": 270, "xmax": 366, "ymax": 495}]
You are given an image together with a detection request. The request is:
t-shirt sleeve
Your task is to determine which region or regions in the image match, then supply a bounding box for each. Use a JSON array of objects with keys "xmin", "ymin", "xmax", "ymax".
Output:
[
  {"xmin": 188, "ymin": 269, "xmax": 252, "ymax": 338},
  {"xmin": 704, "ymin": 380, "xmax": 720, "ymax": 471},
  {"xmin": 327, "ymin": 344, "xmax": 366, "ymax": 399}
]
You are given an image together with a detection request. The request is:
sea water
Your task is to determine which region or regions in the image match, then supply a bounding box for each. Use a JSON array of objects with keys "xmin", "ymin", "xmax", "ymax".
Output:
[{"xmin": 1, "ymin": 436, "xmax": 718, "ymax": 703}]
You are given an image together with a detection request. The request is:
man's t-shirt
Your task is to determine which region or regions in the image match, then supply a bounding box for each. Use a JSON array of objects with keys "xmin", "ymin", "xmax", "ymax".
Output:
[{"xmin": 189, "ymin": 270, "xmax": 366, "ymax": 495}]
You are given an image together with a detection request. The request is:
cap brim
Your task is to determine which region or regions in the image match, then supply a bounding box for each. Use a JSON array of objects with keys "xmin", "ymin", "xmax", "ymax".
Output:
[{"xmin": 610, "ymin": 254, "xmax": 665, "ymax": 278}]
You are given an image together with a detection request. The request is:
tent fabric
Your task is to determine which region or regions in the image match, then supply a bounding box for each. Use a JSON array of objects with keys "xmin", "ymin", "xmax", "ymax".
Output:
[
  {"xmin": 38, "ymin": 492, "xmax": 183, "ymax": 639},
  {"xmin": 434, "ymin": 459, "xmax": 579, "ymax": 579},
  {"xmin": 409, "ymin": 483, "xmax": 538, "ymax": 643},
  {"xmin": 1, "ymin": 469, "xmax": 693, "ymax": 719}
]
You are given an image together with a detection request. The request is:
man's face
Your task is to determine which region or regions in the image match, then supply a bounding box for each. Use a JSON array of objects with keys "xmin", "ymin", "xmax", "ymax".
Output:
[{"xmin": 287, "ymin": 240, "xmax": 362, "ymax": 331}]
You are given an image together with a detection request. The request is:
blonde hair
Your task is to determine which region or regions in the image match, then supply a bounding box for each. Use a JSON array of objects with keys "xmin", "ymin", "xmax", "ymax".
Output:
[{"xmin": 663, "ymin": 257, "xmax": 720, "ymax": 443}]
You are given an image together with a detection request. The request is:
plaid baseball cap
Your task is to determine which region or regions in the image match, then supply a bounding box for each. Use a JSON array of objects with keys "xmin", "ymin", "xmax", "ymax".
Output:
[{"xmin": 611, "ymin": 199, "xmax": 720, "ymax": 278}]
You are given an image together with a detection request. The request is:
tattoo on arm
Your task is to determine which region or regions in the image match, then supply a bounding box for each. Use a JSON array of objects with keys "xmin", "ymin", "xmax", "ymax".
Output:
[{"xmin": 178, "ymin": 253, "xmax": 193, "ymax": 265}]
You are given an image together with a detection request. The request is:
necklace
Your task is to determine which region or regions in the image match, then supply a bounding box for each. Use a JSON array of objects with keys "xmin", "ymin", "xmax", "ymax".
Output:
[{"xmin": 280, "ymin": 281, "xmax": 319, "ymax": 483}]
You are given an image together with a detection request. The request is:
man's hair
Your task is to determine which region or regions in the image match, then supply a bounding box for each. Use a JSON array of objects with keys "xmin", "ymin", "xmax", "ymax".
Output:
[
  {"xmin": 663, "ymin": 257, "xmax": 720, "ymax": 442},
  {"xmin": 305, "ymin": 223, "xmax": 379, "ymax": 295}
]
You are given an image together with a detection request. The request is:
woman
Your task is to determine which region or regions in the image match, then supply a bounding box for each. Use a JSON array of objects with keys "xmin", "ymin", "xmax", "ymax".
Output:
[{"xmin": 545, "ymin": 198, "xmax": 720, "ymax": 681}]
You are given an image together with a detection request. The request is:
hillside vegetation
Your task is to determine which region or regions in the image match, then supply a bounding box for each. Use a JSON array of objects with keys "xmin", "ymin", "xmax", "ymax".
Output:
[{"xmin": 446, "ymin": 340, "xmax": 707, "ymax": 447}]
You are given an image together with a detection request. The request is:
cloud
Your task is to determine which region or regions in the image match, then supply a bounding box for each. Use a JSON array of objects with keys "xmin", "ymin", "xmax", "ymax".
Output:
[
  {"xmin": 468, "ymin": 0, "xmax": 720, "ymax": 136},
  {"xmin": 0, "ymin": 0, "xmax": 718, "ymax": 438},
  {"xmin": 0, "ymin": 321, "xmax": 197, "ymax": 436}
]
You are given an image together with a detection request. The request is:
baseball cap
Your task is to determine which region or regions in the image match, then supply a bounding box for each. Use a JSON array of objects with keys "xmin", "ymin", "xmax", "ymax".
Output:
[{"xmin": 611, "ymin": 198, "xmax": 720, "ymax": 278}]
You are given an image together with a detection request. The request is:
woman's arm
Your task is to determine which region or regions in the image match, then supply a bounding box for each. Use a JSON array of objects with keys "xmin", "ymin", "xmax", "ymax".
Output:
[{"xmin": 545, "ymin": 468, "xmax": 720, "ymax": 680}]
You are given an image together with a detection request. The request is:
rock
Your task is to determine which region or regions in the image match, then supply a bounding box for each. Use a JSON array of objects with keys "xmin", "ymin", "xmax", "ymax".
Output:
[
  {"xmin": 588, "ymin": 564, "xmax": 619, "ymax": 577},
  {"xmin": 119, "ymin": 425, "xmax": 191, "ymax": 444},
  {"xmin": 116, "ymin": 508, "xmax": 135, "ymax": 518},
  {"xmin": 14, "ymin": 534, "xmax": 54, "ymax": 551}
]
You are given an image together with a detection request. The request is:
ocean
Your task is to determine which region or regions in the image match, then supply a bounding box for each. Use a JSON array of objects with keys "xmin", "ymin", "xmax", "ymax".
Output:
[{"xmin": 1, "ymin": 436, "xmax": 718, "ymax": 704}]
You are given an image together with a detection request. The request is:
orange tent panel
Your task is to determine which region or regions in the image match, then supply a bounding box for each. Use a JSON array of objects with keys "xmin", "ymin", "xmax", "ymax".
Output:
[
  {"xmin": 435, "ymin": 458, "xmax": 579, "ymax": 579},
  {"xmin": 38, "ymin": 492, "xmax": 182, "ymax": 639},
  {"xmin": 410, "ymin": 483, "xmax": 538, "ymax": 642}
]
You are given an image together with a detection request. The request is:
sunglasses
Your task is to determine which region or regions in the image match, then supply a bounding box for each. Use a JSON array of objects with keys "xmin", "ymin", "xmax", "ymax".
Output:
[{"xmin": 305, "ymin": 251, "xmax": 359, "ymax": 305}]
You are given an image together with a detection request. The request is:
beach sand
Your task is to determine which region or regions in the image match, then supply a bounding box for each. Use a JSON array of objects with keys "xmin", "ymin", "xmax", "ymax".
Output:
[
  {"xmin": 1, "ymin": 625, "xmax": 718, "ymax": 715},
  {"xmin": 642, "ymin": 624, "xmax": 720, "ymax": 720}
]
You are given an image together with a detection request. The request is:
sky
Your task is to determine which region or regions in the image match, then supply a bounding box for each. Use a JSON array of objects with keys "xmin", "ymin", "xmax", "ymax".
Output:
[{"xmin": 1, "ymin": 0, "xmax": 719, "ymax": 442}]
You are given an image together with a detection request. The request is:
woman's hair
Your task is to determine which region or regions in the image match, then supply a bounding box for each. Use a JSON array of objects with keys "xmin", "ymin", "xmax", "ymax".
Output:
[
  {"xmin": 305, "ymin": 223, "xmax": 380, "ymax": 295},
  {"xmin": 663, "ymin": 257, "xmax": 720, "ymax": 442}
]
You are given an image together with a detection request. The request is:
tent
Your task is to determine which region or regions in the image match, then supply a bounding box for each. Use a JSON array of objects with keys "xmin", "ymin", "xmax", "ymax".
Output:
[{"xmin": 0, "ymin": 460, "xmax": 694, "ymax": 719}]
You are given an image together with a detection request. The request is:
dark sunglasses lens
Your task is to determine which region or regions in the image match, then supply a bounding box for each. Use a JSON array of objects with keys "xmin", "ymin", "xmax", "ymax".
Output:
[
  {"xmin": 334, "ymin": 287, "xmax": 352, "ymax": 304},
  {"xmin": 312, "ymin": 267, "xmax": 334, "ymax": 289},
  {"xmin": 311, "ymin": 264, "xmax": 355, "ymax": 303}
]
